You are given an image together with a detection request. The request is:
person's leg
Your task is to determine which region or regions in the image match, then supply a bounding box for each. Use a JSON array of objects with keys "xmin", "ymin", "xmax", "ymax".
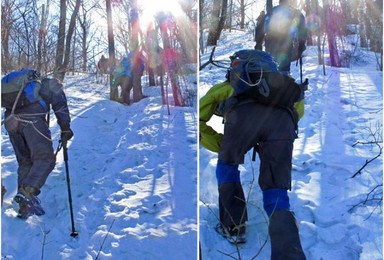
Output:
[
  {"xmin": 217, "ymin": 103, "xmax": 271, "ymax": 232},
  {"xmin": 8, "ymin": 116, "xmax": 53, "ymax": 218},
  {"xmin": 110, "ymin": 77, "xmax": 120, "ymax": 101},
  {"xmin": 20, "ymin": 116, "xmax": 55, "ymax": 192},
  {"xmin": 258, "ymin": 139, "xmax": 305, "ymax": 259},
  {"xmin": 121, "ymin": 76, "xmax": 131, "ymax": 104},
  {"xmin": 8, "ymin": 133, "xmax": 33, "ymax": 191},
  {"xmin": 216, "ymin": 160, "xmax": 247, "ymax": 232}
]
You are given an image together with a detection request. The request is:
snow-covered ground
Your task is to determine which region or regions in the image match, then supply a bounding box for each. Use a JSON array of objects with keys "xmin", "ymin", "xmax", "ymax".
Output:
[
  {"xmin": 2, "ymin": 73, "xmax": 198, "ymax": 259},
  {"xmin": 199, "ymin": 30, "xmax": 383, "ymax": 260}
]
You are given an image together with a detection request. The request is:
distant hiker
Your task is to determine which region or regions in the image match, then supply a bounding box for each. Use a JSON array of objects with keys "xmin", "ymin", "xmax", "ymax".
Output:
[
  {"xmin": 254, "ymin": 10, "xmax": 266, "ymax": 50},
  {"xmin": 111, "ymin": 55, "xmax": 132, "ymax": 104},
  {"xmin": 1, "ymin": 69, "xmax": 73, "ymax": 219},
  {"xmin": 200, "ymin": 50, "xmax": 307, "ymax": 258},
  {"xmin": 263, "ymin": 0, "xmax": 307, "ymax": 73},
  {"xmin": 97, "ymin": 55, "xmax": 110, "ymax": 74}
]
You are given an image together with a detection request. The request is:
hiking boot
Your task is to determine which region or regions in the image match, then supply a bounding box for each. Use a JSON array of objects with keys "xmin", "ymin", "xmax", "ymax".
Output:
[
  {"xmin": 14, "ymin": 186, "xmax": 45, "ymax": 219},
  {"xmin": 215, "ymin": 223, "xmax": 246, "ymax": 244}
]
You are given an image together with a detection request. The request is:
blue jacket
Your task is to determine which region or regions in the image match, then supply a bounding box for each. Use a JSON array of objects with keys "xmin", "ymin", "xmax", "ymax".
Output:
[
  {"xmin": 40, "ymin": 78, "xmax": 71, "ymax": 126},
  {"xmin": 114, "ymin": 57, "xmax": 132, "ymax": 78}
]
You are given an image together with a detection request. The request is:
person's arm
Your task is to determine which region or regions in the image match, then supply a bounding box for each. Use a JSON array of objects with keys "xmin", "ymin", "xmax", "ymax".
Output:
[
  {"xmin": 199, "ymin": 82, "xmax": 233, "ymax": 153},
  {"xmin": 42, "ymin": 78, "xmax": 73, "ymax": 141},
  {"xmin": 297, "ymin": 12, "xmax": 307, "ymax": 56}
]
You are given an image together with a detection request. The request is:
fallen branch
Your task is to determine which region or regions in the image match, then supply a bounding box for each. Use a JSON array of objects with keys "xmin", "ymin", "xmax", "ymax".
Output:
[
  {"xmin": 351, "ymin": 146, "xmax": 382, "ymax": 178},
  {"xmin": 351, "ymin": 123, "xmax": 383, "ymax": 178},
  {"xmin": 199, "ymin": 47, "xmax": 216, "ymax": 71},
  {"xmin": 349, "ymin": 184, "xmax": 383, "ymax": 220}
]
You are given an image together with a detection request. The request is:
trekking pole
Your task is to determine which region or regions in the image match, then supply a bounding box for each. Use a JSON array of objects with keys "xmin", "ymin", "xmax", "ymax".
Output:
[
  {"xmin": 62, "ymin": 140, "xmax": 78, "ymax": 237},
  {"xmin": 299, "ymin": 55, "xmax": 303, "ymax": 84}
]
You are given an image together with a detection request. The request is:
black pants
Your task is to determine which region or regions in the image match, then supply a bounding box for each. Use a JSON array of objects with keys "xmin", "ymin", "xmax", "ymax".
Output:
[
  {"xmin": 217, "ymin": 102, "xmax": 297, "ymax": 227},
  {"xmin": 5, "ymin": 104, "xmax": 56, "ymax": 192}
]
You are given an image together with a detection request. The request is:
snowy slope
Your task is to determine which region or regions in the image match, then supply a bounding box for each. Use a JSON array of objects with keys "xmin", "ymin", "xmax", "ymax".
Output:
[
  {"xmin": 1, "ymin": 74, "xmax": 198, "ymax": 259},
  {"xmin": 199, "ymin": 30, "xmax": 383, "ymax": 260}
]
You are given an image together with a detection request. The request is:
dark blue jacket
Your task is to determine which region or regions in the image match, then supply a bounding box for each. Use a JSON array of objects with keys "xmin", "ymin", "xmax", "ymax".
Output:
[{"xmin": 40, "ymin": 78, "xmax": 71, "ymax": 127}]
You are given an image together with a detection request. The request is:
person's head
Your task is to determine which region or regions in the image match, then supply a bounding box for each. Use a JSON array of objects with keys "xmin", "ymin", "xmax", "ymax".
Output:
[{"xmin": 260, "ymin": 11, "xmax": 265, "ymax": 16}]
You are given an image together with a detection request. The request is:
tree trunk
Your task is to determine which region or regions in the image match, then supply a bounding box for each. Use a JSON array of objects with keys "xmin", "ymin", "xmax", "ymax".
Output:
[
  {"xmin": 240, "ymin": 0, "xmax": 245, "ymax": 29},
  {"xmin": 206, "ymin": 0, "xmax": 221, "ymax": 46},
  {"xmin": 37, "ymin": 4, "xmax": 45, "ymax": 72},
  {"xmin": 324, "ymin": 2, "xmax": 340, "ymax": 67},
  {"xmin": 266, "ymin": 0, "xmax": 273, "ymax": 14},
  {"xmin": 42, "ymin": 0, "xmax": 50, "ymax": 74},
  {"xmin": 78, "ymin": 1, "xmax": 88, "ymax": 72},
  {"xmin": 365, "ymin": 0, "xmax": 373, "ymax": 49},
  {"xmin": 54, "ymin": 0, "xmax": 66, "ymax": 79},
  {"xmin": 228, "ymin": 0, "xmax": 232, "ymax": 32},
  {"xmin": 304, "ymin": 0, "xmax": 313, "ymax": 46},
  {"xmin": 158, "ymin": 13, "xmax": 185, "ymax": 107},
  {"xmin": 314, "ymin": 0, "xmax": 322, "ymax": 65},
  {"xmin": 53, "ymin": 0, "xmax": 80, "ymax": 81},
  {"xmin": 106, "ymin": 0, "xmax": 116, "ymax": 99},
  {"xmin": 81, "ymin": 26, "xmax": 87, "ymax": 72},
  {"xmin": 218, "ymin": 0, "xmax": 228, "ymax": 33},
  {"xmin": 199, "ymin": 0, "xmax": 204, "ymax": 53},
  {"xmin": 60, "ymin": 0, "xmax": 81, "ymax": 80},
  {"xmin": 358, "ymin": 0, "xmax": 367, "ymax": 48},
  {"xmin": 130, "ymin": 0, "xmax": 144, "ymax": 103},
  {"xmin": 207, "ymin": 0, "xmax": 227, "ymax": 46},
  {"xmin": 1, "ymin": 0, "xmax": 13, "ymax": 72},
  {"xmin": 72, "ymin": 28, "xmax": 76, "ymax": 75}
]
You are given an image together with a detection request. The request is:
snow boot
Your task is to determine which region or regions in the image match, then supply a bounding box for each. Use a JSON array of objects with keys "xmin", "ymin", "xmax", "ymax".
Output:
[
  {"xmin": 269, "ymin": 210, "xmax": 306, "ymax": 260},
  {"xmin": 215, "ymin": 223, "xmax": 246, "ymax": 244},
  {"xmin": 14, "ymin": 186, "xmax": 45, "ymax": 219}
]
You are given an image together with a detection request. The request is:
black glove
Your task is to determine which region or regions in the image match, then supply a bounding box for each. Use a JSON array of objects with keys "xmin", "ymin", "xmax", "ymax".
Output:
[
  {"xmin": 298, "ymin": 43, "xmax": 306, "ymax": 56},
  {"xmin": 60, "ymin": 122, "xmax": 74, "ymax": 142}
]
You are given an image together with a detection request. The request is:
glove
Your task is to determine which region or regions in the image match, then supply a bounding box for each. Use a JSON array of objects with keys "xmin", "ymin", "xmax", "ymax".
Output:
[
  {"xmin": 298, "ymin": 43, "xmax": 306, "ymax": 55},
  {"xmin": 60, "ymin": 122, "xmax": 74, "ymax": 142}
]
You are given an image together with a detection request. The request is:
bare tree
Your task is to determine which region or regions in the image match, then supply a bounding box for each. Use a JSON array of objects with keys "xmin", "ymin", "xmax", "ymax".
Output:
[
  {"xmin": 239, "ymin": 0, "xmax": 245, "ymax": 29},
  {"xmin": 207, "ymin": 0, "xmax": 228, "ymax": 46},
  {"xmin": 129, "ymin": 0, "xmax": 145, "ymax": 103},
  {"xmin": 1, "ymin": 0, "xmax": 14, "ymax": 73},
  {"xmin": 266, "ymin": 0, "xmax": 273, "ymax": 14},
  {"xmin": 77, "ymin": 0, "xmax": 95, "ymax": 72},
  {"xmin": 106, "ymin": 0, "xmax": 116, "ymax": 98},
  {"xmin": 157, "ymin": 12, "xmax": 185, "ymax": 107},
  {"xmin": 37, "ymin": 1, "xmax": 50, "ymax": 72},
  {"xmin": 54, "ymin": 0, "xmax": 81, "ymax": 81},
  {"xmin": 358, "ymin": 0, "xmax": 368, "ymax": 48},
  {"xmin": 324, "ymin": 0, "xmax": 341, "ymax": 67}
]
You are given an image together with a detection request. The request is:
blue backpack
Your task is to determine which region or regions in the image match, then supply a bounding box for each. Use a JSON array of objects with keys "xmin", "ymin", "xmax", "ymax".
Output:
[
  {"xmin": 1, "ymin": 69, "xmax": 45, "ymax": 110},
  {"xmin": 227, "ymin": 49, "xmax": 303, "ymax": 108}
]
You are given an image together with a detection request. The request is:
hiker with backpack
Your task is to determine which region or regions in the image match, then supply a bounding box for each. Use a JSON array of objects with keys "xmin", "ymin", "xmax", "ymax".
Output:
[
  {"xmin": 111, "ymin": 55, "xmax": 132, "ymax": 104},
  {"xmin": 256, "ymin": 0, "xmax": 307, "ymax": 74},
  {"xmin": 254, "ymin": 11, "xmax": 266, "ymax": 51},
  {"xmin": 200, "ymin": 50, "xmax": 307, "ymax": 259},
  {"xmin": 2, "ymin": 69, "xmax": 73, "ymax": 219}
]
